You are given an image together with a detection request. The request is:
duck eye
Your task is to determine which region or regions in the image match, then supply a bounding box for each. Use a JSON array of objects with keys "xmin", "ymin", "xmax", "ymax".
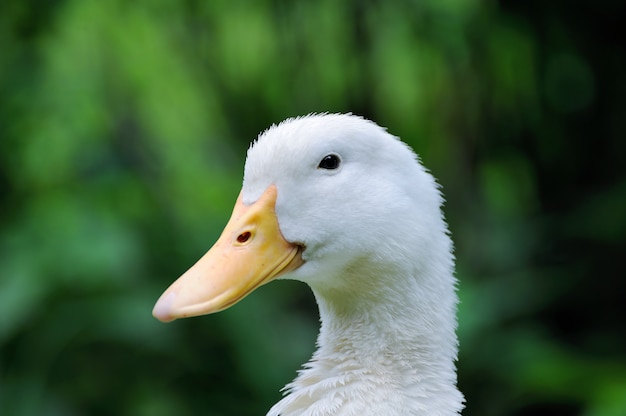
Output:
[{"xmin": 318, "ymin": 154, "xmax": 341, "ymax": 170}]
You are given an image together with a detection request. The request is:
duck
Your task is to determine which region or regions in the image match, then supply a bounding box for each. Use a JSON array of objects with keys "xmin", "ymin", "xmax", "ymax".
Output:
[{"xmin": 153, "ymin": 113, "xmax": 464, "ymax": 415}]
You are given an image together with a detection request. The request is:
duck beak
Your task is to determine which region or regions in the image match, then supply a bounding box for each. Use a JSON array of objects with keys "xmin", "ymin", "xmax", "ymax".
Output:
[{"xmin": 152, "ymin": 185, "xmax": 304, "ymax": 322}]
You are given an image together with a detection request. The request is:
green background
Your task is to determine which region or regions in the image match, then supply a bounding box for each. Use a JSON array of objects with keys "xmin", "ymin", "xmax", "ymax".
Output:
[{"xmin": 1, "ymin": 0, "xmax": 625, "ymax": 415}]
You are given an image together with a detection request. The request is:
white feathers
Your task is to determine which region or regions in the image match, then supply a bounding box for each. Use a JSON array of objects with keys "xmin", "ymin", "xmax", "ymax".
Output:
[{"xmin": 243, "ymin": 114, "xmax": 463, "ymax": 415}]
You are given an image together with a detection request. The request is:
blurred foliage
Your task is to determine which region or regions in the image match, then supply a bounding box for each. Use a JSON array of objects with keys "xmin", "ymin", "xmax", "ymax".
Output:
[{"xmin": 1, "ymin": 0, "xmax": 625, "ymax": 415}]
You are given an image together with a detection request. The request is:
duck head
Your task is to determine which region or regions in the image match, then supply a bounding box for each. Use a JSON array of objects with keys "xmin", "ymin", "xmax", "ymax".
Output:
[{"xmin": 153, "ymin": 113, "xmax": 448, "ymax": 322}]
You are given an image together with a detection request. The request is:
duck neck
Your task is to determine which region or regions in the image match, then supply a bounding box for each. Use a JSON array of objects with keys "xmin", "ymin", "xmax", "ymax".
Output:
[
  {"xmin": 268, "ymin": 263, "xmax": 464, "ymax": 416},
  {"xmin": 313, "ymin": 264, "xmax": 459, "ymax": 379}
]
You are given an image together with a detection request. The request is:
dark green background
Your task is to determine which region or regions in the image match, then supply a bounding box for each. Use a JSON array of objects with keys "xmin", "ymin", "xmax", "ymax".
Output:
[{"xmin": 1, "ymin": 1, "xmax": 625, "ymax": 415}]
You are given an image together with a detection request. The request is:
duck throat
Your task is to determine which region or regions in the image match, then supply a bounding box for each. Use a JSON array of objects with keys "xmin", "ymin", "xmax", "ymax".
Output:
[{"xmin": 268, "ymin": 267, "xmax": 464, "ymax": 416}]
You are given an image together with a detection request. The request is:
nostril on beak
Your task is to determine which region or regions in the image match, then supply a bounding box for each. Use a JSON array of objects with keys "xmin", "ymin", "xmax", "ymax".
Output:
[{"xmin": 237, "ymin": 231, "xmax": 252, "ymax": 243}]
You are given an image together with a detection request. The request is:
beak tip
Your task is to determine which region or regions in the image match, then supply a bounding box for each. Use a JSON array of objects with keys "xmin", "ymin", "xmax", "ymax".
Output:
[{"xmin": 153, "ymin": 291, "xmax": 177, "ymax": 323}]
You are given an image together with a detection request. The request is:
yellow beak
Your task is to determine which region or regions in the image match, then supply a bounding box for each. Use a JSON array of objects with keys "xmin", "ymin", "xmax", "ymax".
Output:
[{"xmin": 152, "ymin": 185, "xmax": 304, "ymax": 322}]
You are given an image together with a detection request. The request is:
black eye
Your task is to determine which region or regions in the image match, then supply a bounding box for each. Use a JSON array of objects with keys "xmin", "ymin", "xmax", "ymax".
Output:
[{"xmin": 318, "ymin": 154, "xmax": 341, "ymax": 170}]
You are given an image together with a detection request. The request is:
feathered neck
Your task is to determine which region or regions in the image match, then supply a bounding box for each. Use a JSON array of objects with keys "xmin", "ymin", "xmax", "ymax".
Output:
[{"xmin": 267, "ymin": 259, "xmax": 464, "ymax": 416}]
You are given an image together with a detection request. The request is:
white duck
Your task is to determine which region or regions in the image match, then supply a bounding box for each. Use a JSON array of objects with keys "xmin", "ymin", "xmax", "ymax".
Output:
[{"xmin": 153, "ymin": 113, "xmax": 464, "ymax": 415}]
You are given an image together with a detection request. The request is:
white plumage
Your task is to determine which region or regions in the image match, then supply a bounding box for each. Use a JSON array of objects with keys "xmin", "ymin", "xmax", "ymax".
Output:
[{"xmin": 154, "ymin": 113, "xmax": 464, "ymax": 415}]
